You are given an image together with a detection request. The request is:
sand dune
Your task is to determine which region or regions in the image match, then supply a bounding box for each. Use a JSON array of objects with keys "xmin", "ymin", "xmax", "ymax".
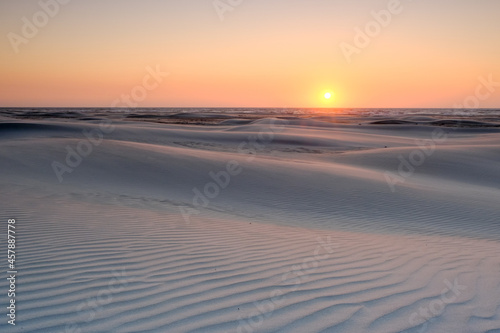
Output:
[{"xmin": 1, "ymin": 112, "xmax": 499, "ymax": 332}]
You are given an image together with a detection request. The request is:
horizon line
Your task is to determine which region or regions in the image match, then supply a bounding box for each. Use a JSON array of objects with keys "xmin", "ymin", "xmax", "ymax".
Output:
[{"xmin": 2, "ymin": 106, "xmax": 499, "ymax": 110}]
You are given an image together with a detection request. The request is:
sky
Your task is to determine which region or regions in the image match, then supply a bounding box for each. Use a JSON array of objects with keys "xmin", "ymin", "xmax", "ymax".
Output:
[{"xmin": 1, "ymin": 0, "xmax": 499, "ymax": 108}]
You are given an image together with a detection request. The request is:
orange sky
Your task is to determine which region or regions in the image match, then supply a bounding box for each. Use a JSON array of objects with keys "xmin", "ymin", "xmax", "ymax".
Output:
[{"xmin": 1, "ymin": 0, "xmax": 499, "ymax": 108}]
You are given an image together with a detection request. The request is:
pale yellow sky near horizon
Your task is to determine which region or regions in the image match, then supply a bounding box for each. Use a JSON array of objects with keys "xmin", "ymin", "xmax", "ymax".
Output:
[{"xmin": 1, "ymin": 0, "xmax": 499, "ymax": 108}]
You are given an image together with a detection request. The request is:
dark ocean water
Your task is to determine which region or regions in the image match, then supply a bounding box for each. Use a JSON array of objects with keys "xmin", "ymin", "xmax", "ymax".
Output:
[{"xmin": 2, "ymin": 107, "xmax": 500, "ymax": 117}]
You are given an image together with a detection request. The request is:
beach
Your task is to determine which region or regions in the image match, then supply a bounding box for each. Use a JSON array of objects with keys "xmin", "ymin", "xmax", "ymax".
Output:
[{"xmin": 1, "ymin": 109, "xmax": 500, "ymax": 333}]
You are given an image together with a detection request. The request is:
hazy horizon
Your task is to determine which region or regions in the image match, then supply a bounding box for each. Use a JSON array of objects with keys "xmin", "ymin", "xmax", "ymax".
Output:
[{"xmin": 3, "ymin": 106, "xmax": 500, "ymax": 111}]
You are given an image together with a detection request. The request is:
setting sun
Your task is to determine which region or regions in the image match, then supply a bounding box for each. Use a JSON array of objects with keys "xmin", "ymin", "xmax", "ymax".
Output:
[{"xmin": 324, "ymin": 92, "xmax": 332, "ymax": 100}]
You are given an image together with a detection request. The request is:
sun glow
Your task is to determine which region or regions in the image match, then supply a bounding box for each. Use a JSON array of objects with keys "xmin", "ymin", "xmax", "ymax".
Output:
[{"xmin": 324, "ymin": 92, "xmax": 332, "ymax": 99}]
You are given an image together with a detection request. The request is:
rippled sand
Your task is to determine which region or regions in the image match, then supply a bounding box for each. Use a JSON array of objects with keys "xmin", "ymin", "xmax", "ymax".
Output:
[{"xmin": 1, "ymin": 110, "xmax": 499, "ymax": 332}]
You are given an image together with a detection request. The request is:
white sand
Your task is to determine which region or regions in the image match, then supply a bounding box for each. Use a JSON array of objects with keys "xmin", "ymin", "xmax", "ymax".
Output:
[{"xmin": 1, "ymin": 113, "xmax": 500, "ymax": 332}]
